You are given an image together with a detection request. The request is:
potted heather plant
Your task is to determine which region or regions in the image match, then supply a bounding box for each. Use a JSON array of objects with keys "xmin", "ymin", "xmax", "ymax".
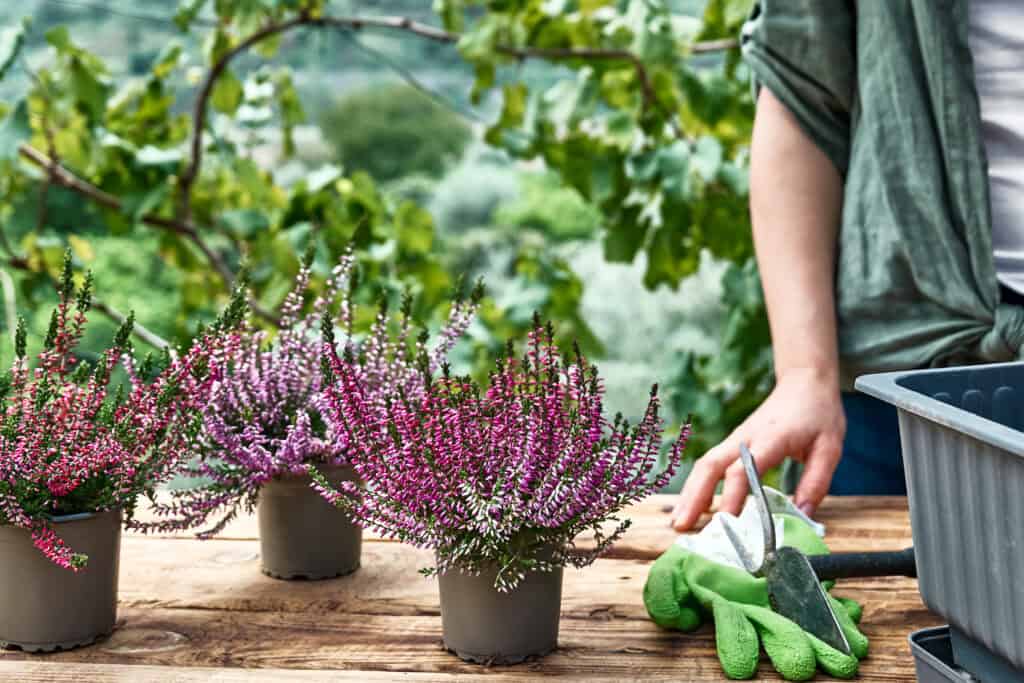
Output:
[
  {"xmin": 315, "ymin": 317, "xmax": 690, "ymax": 664},
  {"xmin": 0, "ymin": 252, "xmax": 243, "ymax": 652},
  {"xmin": 141, "ymin": 251, "xmax": 480, "ymax": 580}
]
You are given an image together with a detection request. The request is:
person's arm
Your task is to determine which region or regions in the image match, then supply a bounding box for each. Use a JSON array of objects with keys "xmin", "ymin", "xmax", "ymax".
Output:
[{"xmin": 671, "ymin": 88, "xmax": 846, "ymax": 531}]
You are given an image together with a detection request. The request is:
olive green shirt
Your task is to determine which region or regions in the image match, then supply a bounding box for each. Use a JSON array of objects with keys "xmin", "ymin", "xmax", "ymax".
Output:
[{"xmin": 742, "ymin": 1, "xmax": 1024, "ymax": 389}]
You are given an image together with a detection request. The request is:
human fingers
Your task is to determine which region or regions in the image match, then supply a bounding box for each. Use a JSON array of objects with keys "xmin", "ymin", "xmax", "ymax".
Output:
[
  {"xmin": 793, "ymin": 434, "xmax": 843, "ymax": 517},
  {"xmin": 671, "ymin": 438, "xmax": 739, "ymax": 531},
  {"xmin": 718, "ymin": 435, "xmax": 787, "ymax": 516}
]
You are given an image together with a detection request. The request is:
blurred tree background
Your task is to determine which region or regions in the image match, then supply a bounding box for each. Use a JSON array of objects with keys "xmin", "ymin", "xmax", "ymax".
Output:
[{"xmin": 0, "ymin": 0, "xmax": 771, "ymax": 489}]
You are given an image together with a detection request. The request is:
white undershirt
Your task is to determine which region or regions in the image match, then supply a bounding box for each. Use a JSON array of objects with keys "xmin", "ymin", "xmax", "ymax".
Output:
[{"xmin": 969, "ymin": 1, "xmax": 1024, "ymax": 294}]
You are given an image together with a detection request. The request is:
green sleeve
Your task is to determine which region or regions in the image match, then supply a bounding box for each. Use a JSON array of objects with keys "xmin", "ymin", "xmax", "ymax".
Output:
[{"xmin": 741, "ymin": 0, "xmax": 856, "ymax": 176}]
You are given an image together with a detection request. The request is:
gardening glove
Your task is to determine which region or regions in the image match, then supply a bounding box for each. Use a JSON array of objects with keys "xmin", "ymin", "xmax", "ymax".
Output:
[
  {"xmin": 644, "ymin": 494, "xmax": 869, "ymax": 680},
  {"xmin": 645, "ymin": 486, "xmax": 826, "ymax": 631}
]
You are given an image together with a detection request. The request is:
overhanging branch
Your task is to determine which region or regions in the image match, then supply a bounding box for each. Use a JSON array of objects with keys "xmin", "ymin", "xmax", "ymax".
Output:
[
  {"xmin": 177, "ymin": 13, "xmax": 737, "ymax": 221},
  {"xmin": 20, "ymin": 11, "xmax": 738, "ymax": 336},
  {"xmin": 16, "ymin": 145, "xmax": 281, "ymax": 326}
]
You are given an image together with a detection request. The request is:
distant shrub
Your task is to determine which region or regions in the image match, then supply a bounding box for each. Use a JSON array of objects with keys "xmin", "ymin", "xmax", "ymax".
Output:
[
  {"xmin": 494, "ymin": 173, "xmax": 601, "ymax": 242},
  {"xmin": 429, "ymin": 148, "xmax": 521, "ymax": 234},
  {"xmin": 319, "ymin": 84, "xmax": 472, "ymax": 182}
]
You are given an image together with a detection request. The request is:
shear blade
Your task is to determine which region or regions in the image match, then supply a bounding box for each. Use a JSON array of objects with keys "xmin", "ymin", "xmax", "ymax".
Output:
[{"xmin": 766, "ymin": 546, "xmax": 852, "ymax": 656}]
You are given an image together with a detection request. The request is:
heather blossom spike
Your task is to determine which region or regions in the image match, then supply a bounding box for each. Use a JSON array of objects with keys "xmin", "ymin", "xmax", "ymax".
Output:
[
  {"xmin": 0, "ymin": 250, "xmax": 245, "ymax": 569},
  {"xmin": 139, "ymin": 249, "xmax": 482, "ymax": 537},
  {"xmin": 315, "ymin": 319, "xmax": 691, "ymax": 591}
]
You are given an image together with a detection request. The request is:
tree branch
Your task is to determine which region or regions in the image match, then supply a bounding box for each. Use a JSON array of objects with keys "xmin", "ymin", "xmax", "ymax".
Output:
[
  {"xmin": 313, "ymin": 16, "xmax": 734, "ymax": 121},
  {"xmin": 2, "ymin": 255, "xmax": 172, "ymax": 350},
  {"xmin": 176, "ymin": 15, "xmax": 309, "ymax": 224},
  {"xmin": 178, "ymin": 13, "xmax": 737, "ymax": 222},
  {"xmin": 690, "ymin": 37, "xmax": 740, "ymax": 53},
  {"xmin": 91, "ymin": 299, "xmax": 171, "ymax": 350},
  {"xmin": 21, "ymin": 11, "xmax": 737, "ymax": 336},
  {"xmin": 16, "ymin": 144, "xmax": 281, "ymax": 325}
]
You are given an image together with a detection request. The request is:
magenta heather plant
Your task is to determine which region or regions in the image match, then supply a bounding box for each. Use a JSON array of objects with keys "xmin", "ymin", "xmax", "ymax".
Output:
[
  {"xmin": 0, "ymin": 252, "xmax": 245, "ymax": 569},
  {"xmin": 141, "ymin": 250, "xmax": 481, "ymax": 537},
  {"xmin": 315, "ymin": 317, "xmax": 690, "ymax": 591}
]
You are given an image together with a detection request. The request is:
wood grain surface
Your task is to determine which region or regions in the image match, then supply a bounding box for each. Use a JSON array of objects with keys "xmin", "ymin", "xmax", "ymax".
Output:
[{"xmin": 1, "ymin": 495, "xmax": 937, "ymax": 681}]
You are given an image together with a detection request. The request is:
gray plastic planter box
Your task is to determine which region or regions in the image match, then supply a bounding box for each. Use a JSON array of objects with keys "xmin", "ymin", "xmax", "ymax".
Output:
[{"xmin": 857, "ymin": 362, "xmax": 1024, "ymax": 677}]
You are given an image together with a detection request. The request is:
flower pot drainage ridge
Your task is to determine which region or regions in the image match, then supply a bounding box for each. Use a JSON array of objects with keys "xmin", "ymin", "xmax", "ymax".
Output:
[{"xmin": 910, "ymin": 625, "xmax": 1024, "ymax": 683}]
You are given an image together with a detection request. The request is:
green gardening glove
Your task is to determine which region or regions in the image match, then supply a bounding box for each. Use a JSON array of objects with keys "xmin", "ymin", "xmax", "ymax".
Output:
[{"xmin": 644, "ymin": 514, "xmax": 869, "ymax": 681}]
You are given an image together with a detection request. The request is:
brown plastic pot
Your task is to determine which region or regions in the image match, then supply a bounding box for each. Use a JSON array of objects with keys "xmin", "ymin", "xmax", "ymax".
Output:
[
  {"xmin": 0, "ymin": 509, "xmax": 121, "ymax": 652},
  {"xmin": 438, "ymin": 562, "xmax": 564, "ymax": 664},
  {"xmin": 257, "ymin": 464, "xmax": 362, "ymax": 580}
]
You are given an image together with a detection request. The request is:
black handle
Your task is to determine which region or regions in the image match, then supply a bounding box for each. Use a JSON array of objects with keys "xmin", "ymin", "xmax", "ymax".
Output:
[{"xmin": 808, "ymin": 547, "xmax": 916, "ymax": 580}]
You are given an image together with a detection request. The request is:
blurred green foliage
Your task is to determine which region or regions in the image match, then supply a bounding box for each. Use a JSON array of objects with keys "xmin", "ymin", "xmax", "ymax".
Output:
[
  {"xmin": 0, "ymin": 0, "xmax": 771, "ymax": 478},
  {"xmin": 494, "ymin": 173, "xmax": 600, "ymax": 243},
  {"xmin": 319, "ymin": 84, "xmax": 473, "ymax": 183}
]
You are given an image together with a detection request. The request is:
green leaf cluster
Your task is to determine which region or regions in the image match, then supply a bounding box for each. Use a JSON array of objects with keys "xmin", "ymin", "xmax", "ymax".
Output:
[{"xmin": 0, "ymin": 0, "xmax": 768, "ymax": 471}]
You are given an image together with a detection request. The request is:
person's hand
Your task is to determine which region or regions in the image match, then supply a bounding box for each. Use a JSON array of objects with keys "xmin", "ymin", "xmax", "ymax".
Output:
[{"xmin": 671, "ymin": 368, "xmax": 845, "ymax": 531}]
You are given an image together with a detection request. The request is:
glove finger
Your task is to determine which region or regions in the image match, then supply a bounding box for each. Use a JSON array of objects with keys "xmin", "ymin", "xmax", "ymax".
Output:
[
  {"xmin": 741, "ymin": 604, "xmax": 817, "ymax": 681},
  {"xmin": 833, "ymin": 595, "xmax": 863, "ymax": 624},
  {"xmin": 644, "ymin": 548, "xmax": 699, "ymax": 631},
  {"xmin": 711, "ymin": 598, "xmax": 760, "ymax": 680},
  {"xmin": 807, "ymin": 633, "xmax": 860, "ymax": 679},
  {"xmin": 828, "ymin": 595, "xmax": 869, "ymax": 659}
]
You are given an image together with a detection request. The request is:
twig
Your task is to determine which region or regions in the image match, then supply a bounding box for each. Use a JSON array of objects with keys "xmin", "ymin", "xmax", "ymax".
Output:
[
  {"xmin": 16, "ymin": 145, "xmax": 281, "ymax": 325},
  {"xmin": 314, "ymin": 17, "xmax": 669, "ymax": 116},
  {"xmin": 176, "ymin": 15, "xmax": 309, "ymax": 224},
  {"xmin": 690, "ymin": 37, "xmax": 740, "ymax": 53},
  {"xmin": 90, "ymin": 299, "xmax": 171, "ymax": 350},
  {"xmin": 0, "ymin": 269, "xmax": 17, "ymax": 344},
  {"xmin": 20, "ymin": 58, "xmax": 60, "ymax": 231},
  {"xmin": 332, "ymin": 25, "xmax": 483, "ymax": 125}
]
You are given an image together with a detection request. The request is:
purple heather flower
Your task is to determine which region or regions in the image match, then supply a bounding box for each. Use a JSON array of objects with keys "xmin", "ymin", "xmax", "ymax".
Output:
[
  {"xmin": 0, "ymin": 251, "xmax": 244, "ymax": 568},
  {"xmin": 142, "ymin": 250, "xmax": 482, "ymax": 537},
  {"xmin": 315, "ymin": 318, "xmax": 690, "ymax": 591}
]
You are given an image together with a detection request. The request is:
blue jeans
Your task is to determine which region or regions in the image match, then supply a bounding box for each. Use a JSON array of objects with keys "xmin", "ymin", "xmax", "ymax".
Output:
[
  {"xmin": 829, "ymin": 284, "xmax": 1024, "ymax": 495},
  {"xmin": 829, "ymin": 392, "xmax": 907, "ymax": 495}
]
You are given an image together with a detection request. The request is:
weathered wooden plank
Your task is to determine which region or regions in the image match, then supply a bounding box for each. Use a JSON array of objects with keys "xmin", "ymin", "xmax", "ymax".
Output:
[
  {"xmin": 112, "ymin": 536, "xmax": 927, "ymax": 625},
  {"xmin": 0, "ymin": 661, "xmax": 468, "ymax": 682},
  {"xmin": 582, "ymin": 495, "xmax": 914, "ymax": 559},
  {"xmin": 1, "ymin": 495, "xmax": 929, "ymax": 681},
  {"xmin": 0, "ymin": 605, "xmax": 938, "ymax": 681},
  {"xmin": 129, "ymin": 494, "xmax": 915, "ymax": 558}
]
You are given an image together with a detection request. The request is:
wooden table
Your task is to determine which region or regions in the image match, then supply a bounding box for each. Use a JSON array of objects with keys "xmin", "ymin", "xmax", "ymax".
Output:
[{"xmin": 0, "ymin": 496, "xmax": 937, "ymax": 681}]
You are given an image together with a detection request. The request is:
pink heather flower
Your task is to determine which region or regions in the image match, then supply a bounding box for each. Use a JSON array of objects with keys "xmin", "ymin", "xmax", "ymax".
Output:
[
  {"xmin": 316, "ymin": 316, "xmax": 690, "ymax": 591},
  {"xmin": 140, "ymin": 249, "xmax": 482, "ymax": 537},
  {"xmin": 0, "ymin": 251, "xmax": 245, "ymax": 569}
]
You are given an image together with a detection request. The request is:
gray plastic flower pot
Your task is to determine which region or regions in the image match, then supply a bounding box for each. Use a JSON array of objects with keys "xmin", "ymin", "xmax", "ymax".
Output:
[
  {"xmin": 0, "ymin": 508, "xmax": 121, "ymax": 652},
  {"xmin": 438, "ymin": 563, "xmax": 563, "ymax": 665},
  {"xmin": 257, "ymin": 465, "xmax": 362, "ymax": 580}
]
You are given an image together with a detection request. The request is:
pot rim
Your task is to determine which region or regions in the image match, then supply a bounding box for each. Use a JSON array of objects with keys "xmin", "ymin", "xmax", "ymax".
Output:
[
  {"xmin": 0, "ymin": 507, "xmax": 121, "ymax": 529},
  {"xmin": 47, "ymin": 507, "xmax": 122, "ymax": 524},
  {"xmin": 267, "ymin": 462, "xmax": 355, "ymax": 484}
]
